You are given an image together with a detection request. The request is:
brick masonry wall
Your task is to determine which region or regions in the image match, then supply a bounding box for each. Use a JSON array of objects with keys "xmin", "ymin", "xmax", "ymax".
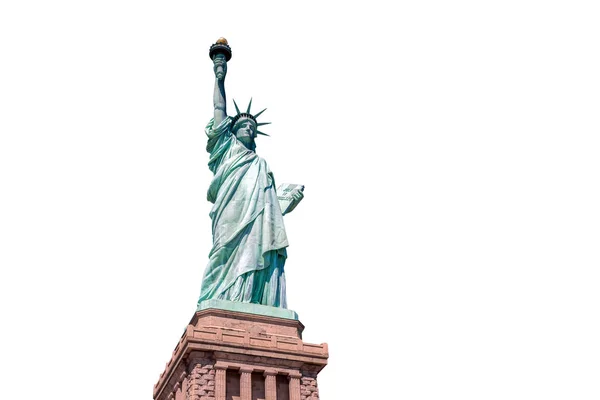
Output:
[
  {"xmin": 187, "ymin": 359, "xmax": 216, "ymax": 400},
  {"xmin": 300, "ymin": 372, "xmax": 319, "ymax": 399}
]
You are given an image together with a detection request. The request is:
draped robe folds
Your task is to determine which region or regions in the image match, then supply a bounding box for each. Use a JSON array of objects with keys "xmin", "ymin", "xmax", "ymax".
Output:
[{"xmin": 198, "ymin": 117, "xmax": 289, "ymax": 308}]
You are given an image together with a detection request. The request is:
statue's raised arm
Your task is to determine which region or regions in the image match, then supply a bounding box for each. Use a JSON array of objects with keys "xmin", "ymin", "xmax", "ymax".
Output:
[{"xmin": 209, "ymin": 38, "xmax": 231, "ymax": 127}]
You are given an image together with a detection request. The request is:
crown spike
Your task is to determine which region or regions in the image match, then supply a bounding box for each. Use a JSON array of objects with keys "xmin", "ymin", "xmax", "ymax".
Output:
[
  {"xmin": 233, "ymin": 99, "xmax": 241, "ymax": 115},
  {"xmin": 254, "ymin": 108, "xmax": 267, "ymax": 118},
  {"xmin": 256, "ymin": 131, "xmax": 270, "ymax": 136},
  {"xmin": 246, "ymin": 98, "xmax": 253, "ymax": 113},
  {"xmin": 257, "ymin": 122, "xmax": 271, "ymax": 127}
]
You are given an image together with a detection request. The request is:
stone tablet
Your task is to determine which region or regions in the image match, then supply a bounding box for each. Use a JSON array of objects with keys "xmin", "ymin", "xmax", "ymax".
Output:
[{"xmin": 277, "ymin": 183, "xmax": 305, "ymax": 215}]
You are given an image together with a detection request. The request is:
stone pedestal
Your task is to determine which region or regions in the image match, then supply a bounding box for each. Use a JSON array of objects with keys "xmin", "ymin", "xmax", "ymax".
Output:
[{"xmin": 154, "ymin": 307, "xmax": 328, "ymax": 400}]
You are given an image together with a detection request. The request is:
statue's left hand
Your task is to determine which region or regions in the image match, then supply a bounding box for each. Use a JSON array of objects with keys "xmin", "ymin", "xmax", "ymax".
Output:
[
  {"xmin": 291, "ymin": 188, "xmax": 304, "ymax": 203},
  {"xmin": 284, "ymin": 188, "xmax": 304, "ymax": 215}
]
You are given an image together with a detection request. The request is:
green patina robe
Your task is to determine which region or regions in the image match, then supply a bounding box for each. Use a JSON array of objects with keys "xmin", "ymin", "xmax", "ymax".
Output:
[{"xmin": 198, "ymin": 117, "xmax": 288, "ymax": 308}]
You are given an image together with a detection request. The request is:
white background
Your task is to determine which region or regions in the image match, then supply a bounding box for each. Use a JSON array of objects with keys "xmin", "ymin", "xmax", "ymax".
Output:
[{"xmin": 1, "ymin": 1, "xmax": 599, "ymax": 399}]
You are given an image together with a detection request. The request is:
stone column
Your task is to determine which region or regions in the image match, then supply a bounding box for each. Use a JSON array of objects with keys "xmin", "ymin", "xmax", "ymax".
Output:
[
  {"xmin": 240, "ymin": 367, "xmax": 253, "ymax": 400},
  {"xmin": 264, "ymin": 370, "xmax": 277, "ymax": 400},
  {"xmin": 288, "ymin": 372, "xmax": 302, "ymax": 400},
  {"xmin": 215, "ymin": 366, "xmax": 227, "ymax": 400}
]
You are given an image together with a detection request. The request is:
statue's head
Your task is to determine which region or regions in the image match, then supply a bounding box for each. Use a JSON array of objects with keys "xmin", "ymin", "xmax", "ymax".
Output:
[
  {"xmin": 232, "ymin": 117, "xmax": 257, "ymax": 151},
  {"xmin": 230, "ymin": 99, "xmax": 270, "ymax": 151}
]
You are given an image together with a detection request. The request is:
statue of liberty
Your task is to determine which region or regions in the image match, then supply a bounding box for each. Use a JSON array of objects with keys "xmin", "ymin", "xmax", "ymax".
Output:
[{"xmin": 197, "ymin": 38, "xmax": 304, "ymax": 309}]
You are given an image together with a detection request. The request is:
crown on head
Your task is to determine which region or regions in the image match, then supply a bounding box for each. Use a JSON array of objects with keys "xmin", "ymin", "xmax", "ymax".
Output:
[{"xmin": 230, "ymin": 98, "xmax": 271, "ymax": 137}]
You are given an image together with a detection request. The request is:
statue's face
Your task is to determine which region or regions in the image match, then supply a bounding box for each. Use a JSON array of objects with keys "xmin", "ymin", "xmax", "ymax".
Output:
[
  {"xmin": 234, "ymin": 120, "xmax": 256, "ymax": 150},
  {"xmin": 213, "ymin": 54, "xmax": 227, "ymax": 79}
]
